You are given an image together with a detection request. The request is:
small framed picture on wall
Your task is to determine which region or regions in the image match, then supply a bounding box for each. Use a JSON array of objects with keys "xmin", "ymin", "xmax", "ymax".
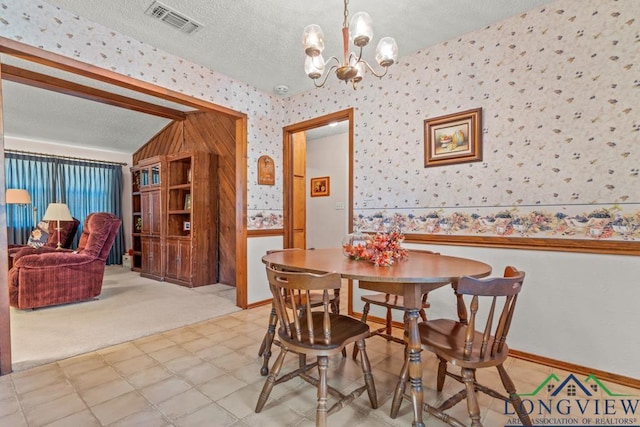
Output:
[{"xmin": 310, "ymin": 176, "xmax": 330, "ymax": 197}]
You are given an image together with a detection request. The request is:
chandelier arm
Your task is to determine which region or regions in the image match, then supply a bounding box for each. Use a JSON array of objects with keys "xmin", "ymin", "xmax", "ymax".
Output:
[
  {"xmin": 313, "ymin": 64, "xmax": 340, "ymax": 88},
  {"xmin": 348, "ymin": 48, "xmax": 364, "ymax": 65},
  {"xmin": 325, "ymin": 56, "xmax": 342, "ymax": 67},
  {"xmin": 360, "ymin": 59, "xmax": 390, "ymax": 79}
]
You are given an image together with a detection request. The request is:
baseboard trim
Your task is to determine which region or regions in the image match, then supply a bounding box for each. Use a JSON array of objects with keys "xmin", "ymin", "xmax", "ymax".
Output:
[
  {"xmin": 507, "ymin": 349, "xmax": 640, "ymax": 389},
  {"xmin": 247, "ymin": 298, "xmax": 272, "ymax": 309},
  {"xmin": 352, "ymin": 311, "xmax": 639, "ymax": 390}
]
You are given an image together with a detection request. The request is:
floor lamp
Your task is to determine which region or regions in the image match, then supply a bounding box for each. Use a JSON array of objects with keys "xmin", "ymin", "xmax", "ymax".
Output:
[
  {"xmin": 6, "ymin": 189, "xmax": 37, "ymax": 228},
  {"xmin": 42, "ymin": 203, "xmax": 73, "ymax": 249}
]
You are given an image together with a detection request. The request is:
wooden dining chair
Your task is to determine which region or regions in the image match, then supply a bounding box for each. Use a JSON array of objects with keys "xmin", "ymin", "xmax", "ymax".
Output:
[
  {"xmin": 255, "ymin": 265, "xmax": 377, "ymax": 427},
  {"xmin": 390, "ymin": 266, "xmax": 532, "ymax": 427},
  {"xmin": 352, "ymin": 249, "xmax": 439, "ymax": 360},
  {"xmin": 258, "ymin": 248, "xmax": 341, "ymax": 376}
]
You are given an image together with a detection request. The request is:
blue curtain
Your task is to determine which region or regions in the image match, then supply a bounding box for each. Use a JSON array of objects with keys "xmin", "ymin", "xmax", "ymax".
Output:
[
  {"xmin": 5, "ymin": 152, "xmax": 125, "ymax": 265},
  {"xmin": 5, "ymin": 153, "xmax": 57, "ymax": 244}
]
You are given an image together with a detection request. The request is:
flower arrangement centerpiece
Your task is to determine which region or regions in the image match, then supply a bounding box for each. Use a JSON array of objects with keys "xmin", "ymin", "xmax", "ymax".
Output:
[
  {"xmin": 342, "ymin": 229, "xmax": 371, "ymax": 260},
  {"xmin": 342, "ymin": 228, "xmax": 407, "ymax": 267}
]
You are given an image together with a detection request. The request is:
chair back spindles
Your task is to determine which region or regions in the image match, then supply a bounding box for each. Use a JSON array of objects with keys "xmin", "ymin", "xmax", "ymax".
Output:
[
  {"xmin": 478, "ymin": 296, "xmax": 496, "ymax": 359},
  {"xmin": 322, "ymin": 289, "xmax": 331, "ymax": 345},
  {"xmin": 463, "ymin": 296, "xmax": 478, "ymax": 359},
  {"xmin": 266, "ymin": 265, "xmax": 342, "ymax": 348},
  {"xmin": 456, "ymin": 268, "xmax": 525, "ymax": 362},
  {"xmin": 493, "ymin": 293, "xmax": 518, "ymax": 355},
  {"xmin": 258, "ymin": 250, "xmax": 342, "ymax": 377}
]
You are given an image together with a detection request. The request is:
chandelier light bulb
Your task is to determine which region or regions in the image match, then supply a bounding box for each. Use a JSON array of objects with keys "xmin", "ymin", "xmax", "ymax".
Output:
[
  {"xmin": 352, "ymin": 62, "xmax": 365, "ymax": 85},
  {"xmin": 375, "ymin": 37, "xmax": 398, "ymax": 67},
  {"xmin": 349, "ymin": 12, "xmax": 373, "ymax": 47},
  {"xmin": 305, "ymin": 54, "xmax": 325, "ymax": 79},
  {"xmin": 302, "ymin": 24, "xmax": 325, "ymax": 56}
]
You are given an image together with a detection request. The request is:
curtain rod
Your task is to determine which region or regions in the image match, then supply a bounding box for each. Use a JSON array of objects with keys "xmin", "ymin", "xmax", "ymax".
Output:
[{"xmin": 5, "ymin": 149, "xmax": 128, "ymax": 167}]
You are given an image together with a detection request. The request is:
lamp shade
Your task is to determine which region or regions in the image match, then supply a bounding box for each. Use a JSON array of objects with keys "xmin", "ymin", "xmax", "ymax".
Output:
[
  {"xmin": 42, "ymin": 203, "xmax": 73, "ymax": 221},
  {"xmin": 6, "ymin": 189, "xmax": 32, "ymax": 204}
]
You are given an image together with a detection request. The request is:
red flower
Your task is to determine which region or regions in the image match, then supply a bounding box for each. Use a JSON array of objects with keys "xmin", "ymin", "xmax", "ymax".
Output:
[{"xmin": 343, "ymin": 229, "xmax": 407, "ymax": 266}]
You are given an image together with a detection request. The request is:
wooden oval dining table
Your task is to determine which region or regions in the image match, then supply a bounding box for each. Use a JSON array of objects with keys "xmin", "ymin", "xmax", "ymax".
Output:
[{"xmin": 262, "ymin": 247, "xmax": 492, "ymax": 427}]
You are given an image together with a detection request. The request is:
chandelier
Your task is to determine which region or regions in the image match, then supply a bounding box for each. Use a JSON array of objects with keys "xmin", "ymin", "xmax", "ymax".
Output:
[{"xmin": 302, "ymin": 0, "xmax": 398, "ymax": 89}]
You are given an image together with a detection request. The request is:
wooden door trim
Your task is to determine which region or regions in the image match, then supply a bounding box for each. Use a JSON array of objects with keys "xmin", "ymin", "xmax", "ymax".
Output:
[
  {"xmin": 282, "ymin": 109, "xmax": 354, "ymax": 248},
  {"xmin": 0, "ymin": 37, "xmax": 246, "ymax": 119},
  {"xmin": 0, "ymin": 58, "xmax": 12, "ymax": 375},
  {"xmin": 0, "ymin": 64, "xmax": 187, "ymax": 121}
]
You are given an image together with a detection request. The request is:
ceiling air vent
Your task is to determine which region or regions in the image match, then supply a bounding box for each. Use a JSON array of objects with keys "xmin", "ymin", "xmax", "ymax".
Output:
[{"xmin": 144, "ymin": 1, "xmax": 202, "ymax": 34}]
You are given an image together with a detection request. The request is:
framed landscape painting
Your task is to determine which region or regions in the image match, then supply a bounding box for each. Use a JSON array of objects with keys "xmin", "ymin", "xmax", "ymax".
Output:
[{"xmin": 424, "ymin": 108, "xmax": 482, "ymax": 167}]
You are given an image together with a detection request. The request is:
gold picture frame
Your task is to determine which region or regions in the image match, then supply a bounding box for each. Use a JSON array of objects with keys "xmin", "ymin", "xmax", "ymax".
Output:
[
  {"xmin": 424, "ymin": 108, "xmax": 482, "ymax": 167},
  {"xmin": 310, "ymin": 176, "xmax": 330, "ymax": 197}
]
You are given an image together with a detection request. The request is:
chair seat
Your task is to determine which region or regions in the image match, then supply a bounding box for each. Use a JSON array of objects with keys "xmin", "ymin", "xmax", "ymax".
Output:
[
  {"xmin": 361, "ymin": 293, "xmax": 430, "ymax": 311},
  {"xmin": 279, "ymin": 312, "xmax": 370, "ymax": 356},
  {"xmin": 418, "ymin": 319, "xmax": 509, "ymax": 369}
]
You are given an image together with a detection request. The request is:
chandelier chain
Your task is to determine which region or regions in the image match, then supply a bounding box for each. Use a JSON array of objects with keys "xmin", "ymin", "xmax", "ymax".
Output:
[{"xmin": 343, "ymin": 0, "xmax": 349, "ymax": 28}]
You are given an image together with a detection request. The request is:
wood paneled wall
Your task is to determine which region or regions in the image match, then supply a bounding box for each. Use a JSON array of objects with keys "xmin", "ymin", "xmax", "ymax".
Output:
[
  {"xmin": 132, "ymin": 111, "xmax": 237, "ymax": 286},
  {"xmin": 132, "ymin": 121, "xmax": 184, "ymax": 163},
  {"xmin": 183, "ymin": 112, "xmax": 237, "ymax": 285}
]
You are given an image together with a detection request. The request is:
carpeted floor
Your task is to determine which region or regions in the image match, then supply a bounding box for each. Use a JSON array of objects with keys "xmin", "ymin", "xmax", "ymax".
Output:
[{"xmin": 10, "ymin": 266, "xmax": 240, "ymax": 372}]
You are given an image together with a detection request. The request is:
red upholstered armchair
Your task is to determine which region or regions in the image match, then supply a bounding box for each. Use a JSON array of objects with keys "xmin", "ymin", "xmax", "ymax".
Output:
[
  {"xmin": 8, "ymin": 212, "xmax": 122, "ymax": 310},
  {"xmin": 7, "ymin": 218, "xmax": 80, "ymax": 269}
]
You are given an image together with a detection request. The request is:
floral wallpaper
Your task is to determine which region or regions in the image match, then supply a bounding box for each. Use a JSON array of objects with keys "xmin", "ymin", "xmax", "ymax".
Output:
[
  {"xmin": 2, "ymin": 0, "xmax": 639, "ymax": 241},
  {"xmin": 285, "ymin": 0, "xmax": 640, "ymax": 241},
  {"xmin": 0, "ymin": 0, "xmax": 286, "ymax": 220}
]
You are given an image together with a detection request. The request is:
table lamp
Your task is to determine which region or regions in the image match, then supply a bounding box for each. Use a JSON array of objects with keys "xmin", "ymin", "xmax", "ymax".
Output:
[
  {"xmin": 6, "ymin": 189, "xmax": 35, "ymax": 245},
  {"xmin": 41, "ymin": 203, "xmax": 73, "ymax": 249},
  {"xmin": 6, "ymin": 189, "xmax": 37, "ymax": 228}
]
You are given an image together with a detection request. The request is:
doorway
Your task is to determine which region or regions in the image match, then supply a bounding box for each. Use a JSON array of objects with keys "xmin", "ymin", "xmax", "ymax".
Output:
[
  {"xmin": 305, "ymin": 121, "xmax": 350, "ymax": 249},
  {"xmin": 282, "ymin": 109, "xmax": 353, "ymax": 249},
  {"xmin": 0, "ymin": 38, "xmax": 248, "ymax": 374},
  {"xmin": 283, "ymin": 108, "xmax": 353, "ymax": 311}
]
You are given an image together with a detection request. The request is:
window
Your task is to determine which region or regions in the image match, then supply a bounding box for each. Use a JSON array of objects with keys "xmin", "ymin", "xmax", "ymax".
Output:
[{"xmin": 5, "ymin": 151, "xmax": 124, "ymax": 264}]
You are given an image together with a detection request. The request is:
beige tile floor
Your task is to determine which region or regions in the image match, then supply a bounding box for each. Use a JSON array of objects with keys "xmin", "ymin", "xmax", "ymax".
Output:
[{"xmin": 1, "ymin": 302, "xmax": 638, "ymax": 426}]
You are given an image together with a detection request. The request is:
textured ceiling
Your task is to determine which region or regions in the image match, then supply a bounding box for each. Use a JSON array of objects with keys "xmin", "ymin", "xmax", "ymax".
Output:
[
  {"xmin": 43, "ymin": 0, "xmax": 553, "ymax": 96},
  {"xmin": 2, "ymin": 0, "xmax": 553, "ymax": 153},
  {"xmin": 1, "ymin": 54, "xmax": 193, "ymax": 153}
]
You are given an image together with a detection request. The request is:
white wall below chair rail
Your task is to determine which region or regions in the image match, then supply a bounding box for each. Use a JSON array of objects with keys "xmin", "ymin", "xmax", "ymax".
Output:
[
  {"xmin": 247, "ymin": 235, "xmax": 283, "ymax": 304},
  {"xmin": 248, "ymin": 235, "xmax": 639, "ymax": 379},
  {"xmin": 352, "ymin": 243, "xmax": 640, "ymax": 380}
]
